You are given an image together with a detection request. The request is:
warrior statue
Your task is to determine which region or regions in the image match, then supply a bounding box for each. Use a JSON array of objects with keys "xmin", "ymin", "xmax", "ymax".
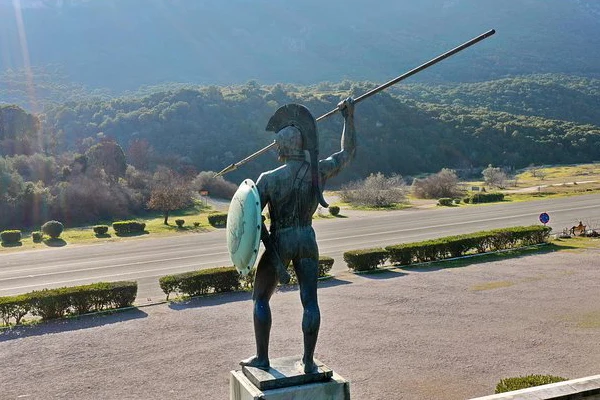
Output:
[{"xmin": 240, "ymin": 97, "xmax": 356, "ymax": 373}]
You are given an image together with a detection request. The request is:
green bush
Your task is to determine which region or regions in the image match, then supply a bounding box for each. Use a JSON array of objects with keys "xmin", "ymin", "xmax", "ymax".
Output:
[
  {"xmin": 243, "ymin": 256, "xmax": 335, "ymax": 289},
  {"xmin": 32, "ymin": 231, "xmax": 43, "ymax": 242},
  {"xmin": 113, "ymin": 220, "xmax": 146, "ymax": 235},
  {"xmin": 437, "ymin": 197, "xmax": 453, "ymax": 206},
  {"xmin": 26, "ymin": 281, "xmax": 137, "ymax": 321},
  {"xmin": 193, "ymin": 222, "xmax": 200, "ymax": 227},
  {"xmin": 469, "ymin": 192, "xmax": 505, "ymax": 204},
  {"xmin": 318, "ymin": 256, "xmax": 335, "ymax": 276},
  {"xmin": 328, "ymin": 206, "xmax": 340, "ymax": 216},
  {"xmin": 343, "ymin": 248, "xmax": 389, "ymax": 271},
  {"xmin": 93, "ymin": 225, "xmax": 109, "ymax": 235},
  {"xmin": 0, "ymin": 294, "xmax": 31, "ymax": 326},
  {"xmin": 159, "ymin": 267, "xmax": 240, "ymax": 299},
  {"xmin": 453, "ymin": 198, "xmax": 462, "ymax": 204},
  {"xmin": 1, "ymin": 230, "xmax": 22, "ymax": 244},
  {"xmin": 207, "ymin": 213, "xmax": 227, "ymax": 227},
  {"xmin": 175, "ymin": 219, "xmax": 185, "ymax": 228},
  {"xmin": 495, "ymin": 375, "xmax": 567, "ymax": 393},
  {"xmin": 386, "ymin": 226, "xmax": 551, "ymax": 266},
  {"xmin": 41, "ymin": 220, "xmax": 64, "ymax": 239}
]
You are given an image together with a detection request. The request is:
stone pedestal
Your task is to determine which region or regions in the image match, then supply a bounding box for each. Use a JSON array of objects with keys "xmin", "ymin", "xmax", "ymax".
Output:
[{"xmin": 230, "ymin": 356, "xmax": 350, "ymax": 400}]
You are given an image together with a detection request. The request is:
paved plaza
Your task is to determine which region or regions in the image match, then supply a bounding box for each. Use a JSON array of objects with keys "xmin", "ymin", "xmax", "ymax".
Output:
[{"xmin": 2, "ymin": 247, "xmax": 599, "ymax": 399}]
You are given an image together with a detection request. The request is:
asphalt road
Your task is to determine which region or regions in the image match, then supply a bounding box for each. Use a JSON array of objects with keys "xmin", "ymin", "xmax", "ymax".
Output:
[{"xmin": 1, "ymin": 193, "xmax": 599, "ymax": 303}]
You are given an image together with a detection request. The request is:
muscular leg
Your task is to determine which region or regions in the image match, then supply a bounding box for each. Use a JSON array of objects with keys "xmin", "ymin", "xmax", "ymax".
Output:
[
  {"xmin": 240, "ymin": 250, "xmax": 279, "ymax": 370},
  {"xmin": 294, "ymin": 257, "xmax": 320, "ymax": 373}
]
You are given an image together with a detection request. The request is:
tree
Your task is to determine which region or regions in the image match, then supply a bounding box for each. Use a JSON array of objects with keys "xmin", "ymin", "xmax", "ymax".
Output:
[
  {"xmin": 147, "ymin": 167, "xmax": 193, "ymax": 224},
  {"xmin": 191, "ymin": 171, "xmax": 237, "ymax": 199},
  {"xmin": 482, "ymin": 165, "xmax": 508, "ymax": 188},
  {"xmin": 0, "ymin": 105, "xmax": 41, "ymax": 156},
  {"xmin": 339, "ymin": 173, "xmax": 408, "ymax": 208},
  {"xmin": 85, "ymin": 140, "xmax": 127, "ymax": 182},
  {"xmin": 412, "ymin": 168, "xmax": 462, "ymax": 199}
]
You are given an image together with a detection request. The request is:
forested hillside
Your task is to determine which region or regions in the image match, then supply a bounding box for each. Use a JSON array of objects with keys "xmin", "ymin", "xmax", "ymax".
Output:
[
  {"xmin": 38, "ymin": 75, "xmax": 600, "ymax": 180},
  {"xmin": 2, "ymin": 75, "xmax": 600, "ymax": 230},
  {"xmin": 1, "ymin": 0, "xmax": 599, "ymax": 93}
]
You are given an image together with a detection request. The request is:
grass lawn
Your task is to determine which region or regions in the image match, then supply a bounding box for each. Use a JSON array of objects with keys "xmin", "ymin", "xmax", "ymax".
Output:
[{"xmin": 0, "ymin": 202, "xmax": 219, "ymax": 253}]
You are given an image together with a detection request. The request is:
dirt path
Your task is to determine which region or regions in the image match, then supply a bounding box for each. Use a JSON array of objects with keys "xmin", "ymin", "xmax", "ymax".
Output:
[{"xmin": 2, "ymin": 247, "xmax": 600, "ymax": 399}]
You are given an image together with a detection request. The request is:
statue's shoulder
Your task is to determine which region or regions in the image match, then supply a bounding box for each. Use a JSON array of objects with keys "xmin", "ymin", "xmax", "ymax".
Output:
[{"xmin": 257, "ymin": 165, "xmax": 288, "ymax": 188}]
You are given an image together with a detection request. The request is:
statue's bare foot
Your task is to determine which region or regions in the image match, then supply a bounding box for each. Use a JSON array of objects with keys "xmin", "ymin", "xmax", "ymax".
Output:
[
  {"xmin": 301, "ymin": 358, "xmax": 318, "ymax": 374},
  {"xmin": 240, "ymin": 356, "xmax": 270, "ymax": 371}
]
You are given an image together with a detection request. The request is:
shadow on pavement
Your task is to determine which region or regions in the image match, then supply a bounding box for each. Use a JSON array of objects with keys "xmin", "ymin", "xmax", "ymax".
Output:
[
  {"xmin": 356, "ymin": 269, "xmax": 407, "ymax": 280},
  {"xmin": 0, "ymin": 308, "xmax": 148, "ymax": 342},
  {"xmin": 398, "ymin": 243, "xmax": 580, "ymax": 273},
  {"xmin": 168, "ymin": 290, "xmax": 252, "ymax": 311}
]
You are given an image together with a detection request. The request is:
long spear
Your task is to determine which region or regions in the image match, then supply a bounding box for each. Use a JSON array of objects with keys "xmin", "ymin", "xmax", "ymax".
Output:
[{"xmin": 215, "ymin": 29, "xmax": 495, "ymax": 177}]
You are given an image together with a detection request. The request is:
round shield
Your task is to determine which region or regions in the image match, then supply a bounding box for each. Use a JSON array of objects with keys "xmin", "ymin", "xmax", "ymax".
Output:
[{"xmin": 227, "ymin": 179, "xmax": 262, "ymax": 276}]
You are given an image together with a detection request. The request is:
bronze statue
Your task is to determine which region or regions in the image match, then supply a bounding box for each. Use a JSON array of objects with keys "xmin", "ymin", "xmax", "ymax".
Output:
[{"xmin": 240, "ymin": 98, "xmax": 356, "ymax": 373}]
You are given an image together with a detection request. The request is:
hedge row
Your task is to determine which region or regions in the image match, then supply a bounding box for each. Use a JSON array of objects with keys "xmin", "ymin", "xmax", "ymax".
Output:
[
  {"xmin": 343, "ymin": 225, "xmax": 551, "ymax": 271},
  {"xmin": 207, "ymin": 213, "xmax": 227, "ymax": 227},
  {"xmin": 159, "ymin": 267, "xmax": 241, "ymax": 300},
  {"xmin": 242, "ymin": 256, "xmax": 335, "ymax": 288},
  {"xmin": 160, "ymin": 256, "xmax": 336, "ymax": 299},
  {"xmin": 1, "ymin": 230, "xmax": 22, "ymax": 244},
  {"xmin": 0, "ymin": 281, "xmax": 137, "ymax": 326},
  {"xmin": 465, "ymin": 192, "xmax": 505, "ymax": 203},
  {"xmin": 112, "ymin": 220, "xmax": 146, "ymax": 234}
]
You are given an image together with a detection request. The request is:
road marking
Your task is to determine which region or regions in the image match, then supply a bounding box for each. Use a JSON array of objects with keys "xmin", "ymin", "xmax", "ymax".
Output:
[
  {"xmin": 0, "ymin": 249, "xmax": 229, "ymax": 279},
  {"xmin": 0, "ymin": 258, "xmax": 231, "ymax": 293}
]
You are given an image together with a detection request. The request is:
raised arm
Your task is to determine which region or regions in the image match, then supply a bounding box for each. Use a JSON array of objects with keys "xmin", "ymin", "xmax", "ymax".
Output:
[{"xmin": 320, "ymin": 97, "xmax": 357, "ymax": 181}]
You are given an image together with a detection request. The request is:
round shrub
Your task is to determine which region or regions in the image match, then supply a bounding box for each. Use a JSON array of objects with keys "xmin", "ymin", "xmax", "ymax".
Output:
[
  {"xmin": 93, "ymin": 225, "xmax": 109, "ymax": 235},
  {"xmin": 32, "ymin": 231, "xmax": 43, "ymax": 242},
  {"xmin": 193, "ymin": 222, "xmax": 200, "ymax": 228},
  {"xmin": 41, "ymin": 220, "xmax": 64, "ymax": 239},
  {"xmin": 208, "ymin": 213, "xmax": 227, "ymax": 227},
  {"xmin": 175, "ymin": 219, "xmax": 185, "ymax": 228},
  {"xmin": 328, "ymin": 205, "xmax": 340, "ymax": 216},
  {"xmin": 1, "ymin": 230, "xmax": 22, "ymax": 244},
  {"xmin": 495, "ymin": 375, "xmax": 567, "ymax": 393},
  {"xmin": 437, "ymin": 197, "xmax": 453, "ymax": 206}
]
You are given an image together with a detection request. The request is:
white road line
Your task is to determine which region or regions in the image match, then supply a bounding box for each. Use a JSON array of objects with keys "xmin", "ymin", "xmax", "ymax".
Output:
[
  {"xmin": 0, "ymin": 250, "xmax": 229, "ymax": 279},
  {"xmin": 0, "ymin": 259, "xmax": 231, "ymax": 293}
]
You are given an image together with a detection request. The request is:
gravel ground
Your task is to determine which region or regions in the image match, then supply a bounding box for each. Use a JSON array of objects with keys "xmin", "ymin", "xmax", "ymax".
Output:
[{"xmin": 2, "ymin": 247, "xmax": 600, "ymax": 399}]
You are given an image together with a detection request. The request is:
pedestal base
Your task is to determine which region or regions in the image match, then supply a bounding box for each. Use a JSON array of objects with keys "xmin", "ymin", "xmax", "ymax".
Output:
[{"xmin": 230, "ymin": 356, "xmax": 350, "ymax": 400}]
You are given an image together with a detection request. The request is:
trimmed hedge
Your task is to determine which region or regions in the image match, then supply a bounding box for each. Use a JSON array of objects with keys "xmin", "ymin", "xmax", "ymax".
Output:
[
  {"xmin": 385, "ymin": 226, "xmax": 551, "ymax": 267},
  {"xmin": 318, "ymin": 256, "xmax": 335, "ymax": 277},
  {"xmin": 93, "ymin": 225, "xmax": 109, "ymax": 235},
  {"xmin": 0, "ymin": 294, "xmax": 31, "ymax": 325},
  {"xmin": 112, "ymin": 220, "xmax": 146, "ymax": 235},
  {"xmin": 343, "ymin": 248, "xmax": 389, "ymax": 272},
  {"xmin": 437, "ymin": 197, "xmax": 453, "ymax": 206},
  {"xmin": 207, "ymin": 213, "xmax": 227, "ymax": 227},
  {"xmin": 466, "ymin": 192, "xmax": 505, "ymax": 204},
  {"xmin": 328, "ymin": 206, "xmax": 340, "ymax": 216},
  {"xmin": 495, "ymin": 375, "xmax": 567, "ymax": 393},
  {"xmin": 0, "ymin": 281, "xmax": 138, "ymax": 325},
  {"xmin": 159, "ymin": 267, "xmax": 240, "ymax": 299},
  {"xmin": 175, "ymin": 219, "xmax": 185, "ymax": 228},
  {"xmin": 41, "ymin": 220, "xmax": 64, "ymax": 239},
  {"xmin": 32, "ymin": 231, "xmax": 43, "ymax": 242},
  {"xmin": 1, "ymin": 230, "xmax": 22, "ymax": 244}
]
